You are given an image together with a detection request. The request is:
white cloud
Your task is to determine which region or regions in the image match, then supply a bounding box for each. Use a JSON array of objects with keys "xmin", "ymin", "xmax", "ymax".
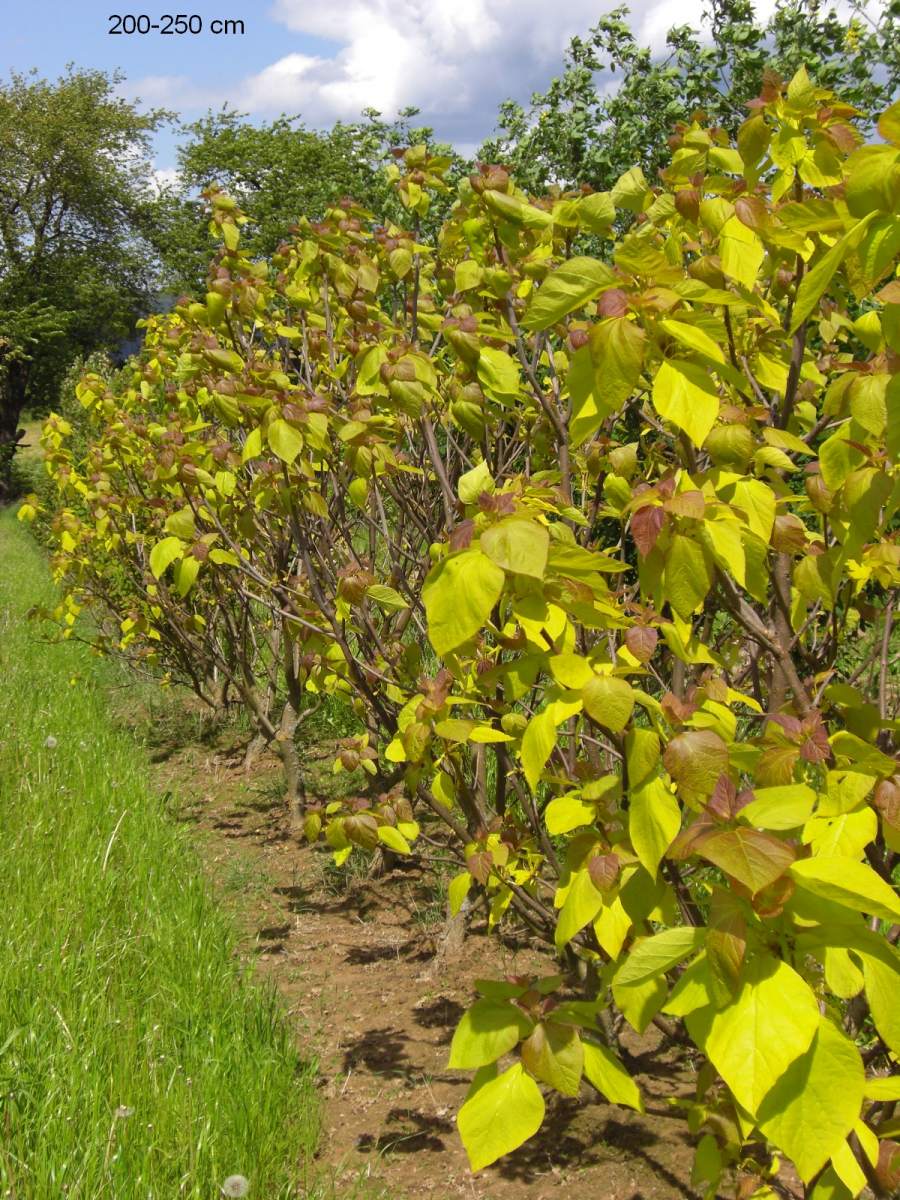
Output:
[
  {"xmin": 150, "ymin": 166, "xmax": 180, "ymax": 194},
  {"xmin": 256, "ymin": 0, "xmax": 656, "ymax": 135},
  {"xmin": 129, "ymin": 0, "xmax": 807, "ymax": 145}
]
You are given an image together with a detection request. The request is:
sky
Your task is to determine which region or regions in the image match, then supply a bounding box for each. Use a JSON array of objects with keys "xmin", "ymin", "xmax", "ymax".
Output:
[{"xmin": 4, "ymin": 0, "xmax": 782, "ymax": 178}]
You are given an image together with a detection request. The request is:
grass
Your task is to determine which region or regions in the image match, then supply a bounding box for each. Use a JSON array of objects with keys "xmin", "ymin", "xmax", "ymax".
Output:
[
  {"xmin": 5, "ymin": 419, "xmax": 45, "ymax": 500},
  {"xmin": 0, "ymin": 508, "xmax": 323, "ymax": 1199},
  {"xmin": 15, "ymin": 419, "xmax": 45, "ymax": 469}
]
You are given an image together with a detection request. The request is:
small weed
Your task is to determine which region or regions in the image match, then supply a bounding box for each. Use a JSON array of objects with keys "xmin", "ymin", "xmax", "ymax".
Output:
[
  {"xmin": 299, "ymin": 694, "xmax": 364, "ymax": 744},
  {"xmin": 408, "ymin": 882, "xmax": 448, "ymax": 934},
  {"xmin": 321, "ymin": 846, "xmax": 373, "ymax": 897},
  {"xmin": 219, "ymin": 855, "xmax": 275, "ymax": 899}
]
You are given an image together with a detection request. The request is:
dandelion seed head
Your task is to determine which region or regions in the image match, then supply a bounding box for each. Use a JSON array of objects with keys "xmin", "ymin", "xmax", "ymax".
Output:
[
  {"xmin": 44, "ymin": 736, "xmax": 58, "ymax": 749},
  {"xmin": 115, "ymin": 1105, "xmax": 134, "ymax": 1119},
  {"xmin": 221, "ymin": 1175, "xmax": 250, "ymax": 1198}
]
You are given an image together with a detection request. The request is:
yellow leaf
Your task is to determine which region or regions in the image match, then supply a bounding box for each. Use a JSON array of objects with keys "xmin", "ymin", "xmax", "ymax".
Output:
[
  {"xmin": 687, "ymin": 956, "xmax": 820, "ymax": 1114},
  {"xmin": 719, "ymin": 217, "xmax": 764, "ymax": 290},
  {"xmin": 652, "ymin": 359, "xmax": 720, "ymax": 447},
  {"xmin": 659, "ymin": 318, "xmax": 725, "ymax": 364}
]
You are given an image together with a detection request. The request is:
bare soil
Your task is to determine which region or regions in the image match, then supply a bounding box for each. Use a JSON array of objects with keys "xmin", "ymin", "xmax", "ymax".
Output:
[{"xmin": 146, "ymin": 714, "xmax": 748, "ymax": 1200}]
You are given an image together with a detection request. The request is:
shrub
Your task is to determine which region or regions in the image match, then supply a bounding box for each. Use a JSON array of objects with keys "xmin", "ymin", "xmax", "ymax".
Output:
[{"xmin": 27, "ymin": 70, "xmax": 900, "ymax": 1198}]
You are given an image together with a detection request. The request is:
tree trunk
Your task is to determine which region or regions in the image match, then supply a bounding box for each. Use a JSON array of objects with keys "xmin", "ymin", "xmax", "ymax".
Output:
[
  {"xmin": 205, "ymin": 670, "xmax": 230, "ymax": 712},
  {"xmin": 426, "ymin": 894, "xmax": 471, "ymax": 976},
  {"xmin": 768, "ymin": 552, "xmax": 794, "ymax": 712},
  {"xmin": 274, "ymin": 699, "xmax": 304, "ymax": 832},
  {"xmin": 241, "ymin": 731, "xmax": 267, "ymax": 772},
  {"xmin": 0, "ymin": 360, "xmax": 28, "ymax": 501}
]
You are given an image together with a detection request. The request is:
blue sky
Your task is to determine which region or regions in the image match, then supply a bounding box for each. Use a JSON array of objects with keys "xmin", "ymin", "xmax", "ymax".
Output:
[
  {"xmin": 4, "ymin": 0, "xmax": 773, "ymax": 176},
  {"xmin": 4, "ymin": 1, "xmax": 336, "ymax": 169}
]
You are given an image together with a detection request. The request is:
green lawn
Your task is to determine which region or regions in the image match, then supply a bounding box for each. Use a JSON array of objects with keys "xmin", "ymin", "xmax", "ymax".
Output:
[{"xmin": 0, "ymin": 509, "xmax": 321, "ymax": 1198}]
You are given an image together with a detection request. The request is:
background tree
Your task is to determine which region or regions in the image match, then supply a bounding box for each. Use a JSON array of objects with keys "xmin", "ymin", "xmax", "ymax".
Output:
[
  {"xmin": 480, "ymin": 0, "xmax": 900, "ymax": 192},
  {"xmin": 0, "ymin": 304, "xmax": 66, "ymax": 489},
  {"xmin": 155, "ymin": 107, "xmax": 466, "ymax": 291},
  {"xmin": 0, "ymin": 66, "xmax": 169, "ymax": 497}
]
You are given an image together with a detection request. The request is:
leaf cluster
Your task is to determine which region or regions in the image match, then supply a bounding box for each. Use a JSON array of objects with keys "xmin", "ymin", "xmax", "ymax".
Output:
[{"xmin": 480, "ymin": 0, "xmax": 900, "ymax": 194}]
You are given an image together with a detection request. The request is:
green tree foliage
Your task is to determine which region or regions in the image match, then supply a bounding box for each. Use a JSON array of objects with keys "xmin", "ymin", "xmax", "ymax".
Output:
[
  {"xmin": 156, "ymin": 107, "xmax": 466, "ymax": 290},
  {"xmin": 0, "ymin": 67, "xmax": 169, "ymax": 497},
  {"xmin": 28, "ymin": 72, "xmax": 900, "ymax": 1198},
  {"xmin": 0, "ymin": 304, "xmax": 66, "ymax": 489},
  {"xmin": 480, "ymin": 0, "xmax": 900, "ymax": 193}
]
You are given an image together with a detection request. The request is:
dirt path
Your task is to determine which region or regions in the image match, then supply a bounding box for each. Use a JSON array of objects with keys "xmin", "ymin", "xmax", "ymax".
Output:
[{"xmin": 153, "ymin": 730, "xmax": 714, "ymax": 1200}]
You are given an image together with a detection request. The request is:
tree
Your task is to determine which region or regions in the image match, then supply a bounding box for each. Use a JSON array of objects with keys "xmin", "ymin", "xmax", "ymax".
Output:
[
  {"xmin": 31, "ymin": 70, "xmax": 900, "ymax": 1198},
  {"xmin": 0, "ymin": 66, "xmax": 169, "ymax": 498},
  {"xmin": 480, "ymin": 0, "xmax": 900, "ymax": 193},
  {"xmin": 0, "ymin": 304, "xmax": 66, "ymax": 487},
  {"xmin": 155, "ymin": 107, "xmax": 466, "ymax": 291}
]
